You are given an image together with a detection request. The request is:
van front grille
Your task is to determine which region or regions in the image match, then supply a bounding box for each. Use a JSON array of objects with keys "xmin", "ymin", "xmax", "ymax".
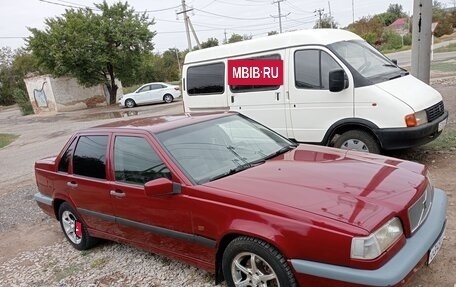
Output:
[{"xmin": 425, "ymin": 101, "xmax": 444, "ymax": 123}]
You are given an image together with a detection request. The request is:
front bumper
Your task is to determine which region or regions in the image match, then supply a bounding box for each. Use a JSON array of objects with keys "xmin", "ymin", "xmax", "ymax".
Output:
[
  {"xmin": 375, "ymin": 110, "xmax": 448, "ymax": 150},
  {"xmin": 291, "ymin": 188, "xmax": 448, "ymax": 286}
]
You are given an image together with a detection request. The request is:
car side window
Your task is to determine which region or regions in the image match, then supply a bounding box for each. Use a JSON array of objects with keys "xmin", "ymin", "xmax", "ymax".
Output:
[
  {"xmin": 150, "ymin": 84, "xmax": 161, "ymax": 90},
  {"xmin": 73, "ymin": 135, "xmax": 108, "ymax": 179},
  {"xmin": 295, "ymin": 49, "xmax": 342, "ymax": 90},
  {"xmin": 138, "ymin": 85, "xmax": 150, "ymax": 93},
  {"xmin": 187, "ymin": 62, "xmax": 225, "ymax": 95},
  {"xmin": 58, "ymin": 138, "xmax": 77, "ymax": 173},
  {"xmin": 114, "ymin": 136, "xmax": 171, "ymax": 185}
]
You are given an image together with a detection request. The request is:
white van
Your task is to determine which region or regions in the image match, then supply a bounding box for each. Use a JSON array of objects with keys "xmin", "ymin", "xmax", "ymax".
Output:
[{"xmin": 182, "ymin": 29, "xmax": 448, "ymax": 153}]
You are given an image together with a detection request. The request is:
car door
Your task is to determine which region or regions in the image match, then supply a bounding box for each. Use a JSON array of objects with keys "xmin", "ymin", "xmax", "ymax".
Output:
[
  {"xmin": 149, "ymin": 83, "xmax": 166, "ymax": 103},
  {"xmin": 228, "ymin": 52, "xmax": 289, "ymax": 137},
  {"xmin": 62, "ymin": 133, "xmax": 118, "ymax": 235},
  {"xmin": 287, "ymin": 47, "xmax": 354, "ymax": 142},
  {"xmin": 108, "ymin": 134, "xmax": 196, "ymax": 257},
  {"xmin": 134, "ymin": 84, "xmax": 153, "ymax": 105}
]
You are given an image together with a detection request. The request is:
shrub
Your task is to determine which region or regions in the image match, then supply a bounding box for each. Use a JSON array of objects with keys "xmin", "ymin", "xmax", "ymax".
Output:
[{"xmin": 12, "ymin": 88, "xmax": 33, "ymax": 115}]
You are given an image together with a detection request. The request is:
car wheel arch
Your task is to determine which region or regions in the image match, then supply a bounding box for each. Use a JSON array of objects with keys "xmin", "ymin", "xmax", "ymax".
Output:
[{"xmin": 323, "ymin": 118, "xmax": 381, "ymax": 148}]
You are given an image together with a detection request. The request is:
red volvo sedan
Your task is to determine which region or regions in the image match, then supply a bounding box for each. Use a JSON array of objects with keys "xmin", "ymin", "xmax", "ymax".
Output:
[{"xmin": 34, "ymin": 112, "xmax": 447, "ymax": 287}]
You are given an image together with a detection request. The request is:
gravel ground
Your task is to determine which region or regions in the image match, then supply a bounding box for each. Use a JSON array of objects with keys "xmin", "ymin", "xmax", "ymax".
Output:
[{"xmin": 0, "ymin": 185, "xmax": 225, "ymax": 287}]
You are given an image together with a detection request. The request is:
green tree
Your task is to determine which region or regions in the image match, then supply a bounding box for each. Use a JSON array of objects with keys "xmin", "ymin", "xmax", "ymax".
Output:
[
  {"xmin": 27, "ymin": 1, "xmax": 155, "ymax": 104},
  {"xmin": 347, "ymin": 16, "xmax": 384, "ymax": 44},
  {"xmin": 224, "ymin": 33, "xmax": 252, "ymax": 44},
  {"xmin": 432, "ymin": 1, "xmax": 454, "ymax": 37},
  {"xmin": 314, "ymin": 14, "xmax": 338, "ymax": 28},
  {"xmin": 200, "ymin": 37, "xmax": 219, "ymax": 48}
]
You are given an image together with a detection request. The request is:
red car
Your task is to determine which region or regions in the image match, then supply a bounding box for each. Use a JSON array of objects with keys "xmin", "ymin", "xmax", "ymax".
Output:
[{"xmin": 34, "ymin": 112, "xmax": 447, "ymax": 287}]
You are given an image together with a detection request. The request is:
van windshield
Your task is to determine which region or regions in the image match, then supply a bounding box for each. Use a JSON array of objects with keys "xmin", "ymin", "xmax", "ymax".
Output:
[{"xmin": 328, "ymin": 40, "xmax": 408, "ymax": 83}]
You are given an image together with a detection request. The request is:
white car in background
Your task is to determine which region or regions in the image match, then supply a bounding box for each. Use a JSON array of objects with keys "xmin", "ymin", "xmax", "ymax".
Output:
[{"xmin": 119, "ymin": 82, "xmax": 181, "ymax": 108}]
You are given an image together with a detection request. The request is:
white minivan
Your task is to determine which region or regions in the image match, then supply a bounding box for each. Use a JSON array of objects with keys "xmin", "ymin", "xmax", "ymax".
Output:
[{"xmin": 182, "ymin": 29, "xmax": 448, "ymax": 153}]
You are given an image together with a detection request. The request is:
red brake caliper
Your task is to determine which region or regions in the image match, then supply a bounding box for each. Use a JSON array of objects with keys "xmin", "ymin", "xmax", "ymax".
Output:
[{"xmin": 75, "ymin": 221, "xmax": 82, "ymax": 237}]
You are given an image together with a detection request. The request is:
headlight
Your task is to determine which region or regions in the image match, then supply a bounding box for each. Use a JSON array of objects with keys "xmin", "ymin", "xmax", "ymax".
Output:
[
  {"xmin": 351, "ymin": 217, "xmax": 403, "ymax": 260},
  {"xmin": 405, "ymin": 110, "xmax": 428, "ymax": 127}
]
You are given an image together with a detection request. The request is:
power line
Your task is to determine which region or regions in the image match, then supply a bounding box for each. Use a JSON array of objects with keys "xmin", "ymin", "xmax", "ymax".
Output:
[{"xmin": 194, "ymin": 8, "xmax": 270, "ymax": 20}]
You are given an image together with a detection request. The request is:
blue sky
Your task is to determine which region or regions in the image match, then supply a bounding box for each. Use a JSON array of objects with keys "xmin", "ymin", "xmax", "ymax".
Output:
[{"xmin": 1, "ymin": 0, "xmax": 454, "ymax": 52}]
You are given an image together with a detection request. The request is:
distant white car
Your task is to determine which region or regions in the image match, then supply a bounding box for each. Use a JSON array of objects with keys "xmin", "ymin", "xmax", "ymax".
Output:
[{"xmin": 119, "ymin": 82, "xmax": 181, "ymax": 108}]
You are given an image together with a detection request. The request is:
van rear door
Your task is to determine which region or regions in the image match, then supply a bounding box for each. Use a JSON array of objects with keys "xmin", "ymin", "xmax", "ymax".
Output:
[
  {"xmin": 287, "ymin": 47, "xmax": 354, "ymax": 143},
  {"xmin": 228, "ymin": 52, "xmax": 289, "ymax": 137}
]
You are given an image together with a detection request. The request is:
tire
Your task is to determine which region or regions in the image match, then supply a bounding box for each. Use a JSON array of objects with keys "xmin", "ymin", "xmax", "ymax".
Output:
[
  {"xmin": 58, "ymin": 202, "xmax": 97, "ymax": 250},
  {"xmin": 163, "ymin": 94, "xmax": 174, "ymax": 103},
  {"xmin": 222, "ymin": 236, "xmax": 297, "ymax": 287},
  {"xmin": 333, "ymin": 130, "xmax": 380, "ymax": 154},
  {"xmin": 125, "ymin": 99, "xmax": 136, "ymax": 108}
]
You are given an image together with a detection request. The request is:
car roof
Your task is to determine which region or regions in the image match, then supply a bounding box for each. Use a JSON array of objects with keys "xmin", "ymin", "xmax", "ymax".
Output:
[{"xmin": 83, "ymin": 112, "xmax": 235, "ymax": 134}]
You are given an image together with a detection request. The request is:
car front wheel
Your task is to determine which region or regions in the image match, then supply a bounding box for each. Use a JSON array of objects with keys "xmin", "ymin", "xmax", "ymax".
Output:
[
  {"xmin": 58, "ymin": 202, "xmax": 97, "ymax": 250},
  {"xmin": 163, "ymin": 94, "xmax": 174, "ymax": 103},
  {"xmin": 222, "ymin": 236, "xmax": 297, "ymax": 287},
  {"xmin": 125, "ymin": 99, "xmax": 136, "ymax": 108}
]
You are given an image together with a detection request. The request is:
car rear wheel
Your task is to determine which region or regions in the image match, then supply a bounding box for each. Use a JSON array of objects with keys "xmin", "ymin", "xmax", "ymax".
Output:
[
  {"xmin": 58, "ymin": 202, "xmax": 97, "ymax": 250},
  {"xmin": 163, "ymin": 94, "xmax": 174, "ymax": 103},
  {"xmin": 334, "ymin": 130, "xmax": 380, "ymax": 154},
  {"xmin": 125, "ymin": 99, "xmax": 136, "ymax": 108},
  {"xmin": 222, "ymin": 236, "xmax": 297, "ymax": 287}
]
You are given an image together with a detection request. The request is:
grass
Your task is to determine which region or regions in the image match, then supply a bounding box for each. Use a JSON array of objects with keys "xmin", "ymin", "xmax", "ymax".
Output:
[
  {"xmin": 381, "ymin": 45, "xmax": 411, "ymax": 54},
  {"xmin": 434, "ymin": 43, "xmax": 456, "ymax": 53},
  {"xmin": 422, "ymin": 126, "xmax": 456, "ymax": 151},
  {"xmin": 430, "ymin": 61, "xmax": 456, "ymax": 72},
  {"xmin": 0, "ymin": 133, "xmax": 18, "ymax": 148}
]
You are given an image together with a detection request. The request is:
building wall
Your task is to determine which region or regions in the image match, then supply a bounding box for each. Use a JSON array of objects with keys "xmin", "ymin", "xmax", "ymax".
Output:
[{"xmin": 24, "ymin": 75, "xmax": 124, "ymax": 114}]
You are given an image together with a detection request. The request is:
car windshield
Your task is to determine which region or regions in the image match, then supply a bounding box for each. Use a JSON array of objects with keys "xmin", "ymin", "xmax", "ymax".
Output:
[
  {"xmin": 329, "ymin": 40, "xmax": 407, "ymax": 82},
  {"xmin": 156, "ymin": 114, "xmax": 296, "ymax": 184}
]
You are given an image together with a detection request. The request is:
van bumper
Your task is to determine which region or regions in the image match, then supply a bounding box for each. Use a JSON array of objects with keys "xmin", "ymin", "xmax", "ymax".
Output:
[
  {"xmin": 291, "ymin": 188, "xmax": 447, "ymax": 286},
  {"xmin": 375, "ymin": 110, "xmax": 448, "ymax": 150}
]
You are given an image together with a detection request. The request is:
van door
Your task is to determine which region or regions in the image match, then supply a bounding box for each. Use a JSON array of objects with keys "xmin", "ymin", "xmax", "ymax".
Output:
[
  {"xmin": 287, "ymin": 47, "xmax": 354, "ymax": 143},
  {"xmin": 228, "ymin": 52, "xmax": 289, "ymax": 137}
]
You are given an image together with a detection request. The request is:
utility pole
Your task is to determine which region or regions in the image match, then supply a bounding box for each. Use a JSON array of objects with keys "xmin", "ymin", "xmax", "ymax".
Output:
[
  {"xmin": 352, "ymin": 0, "xmax": 355, "ymax": 24},
  {"xmin": 224, "ymin": 29, "xmax": 227, "ymax": 44},
  {"xmin": 176, "ymin": 0, "xmax": 192, "ymax": 51},
  {"xmin": 271, "ymin": 0, "xmax": 290, "ymax": 33},
  {"xmin": 314, "ymin": 8, "xmax": 324, "ymax": 28},
  {"xmin": 411, "ymin": 0, "xmax": 432, "ymax": 84},
  {"xmin": 328, "ymin": 1, "xmax": 333, "ymax": 28}
]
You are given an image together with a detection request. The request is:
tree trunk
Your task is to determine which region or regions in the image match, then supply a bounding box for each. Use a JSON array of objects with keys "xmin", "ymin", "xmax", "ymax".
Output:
[{"xmin": 106, "ymin": 63, "xmax": 118, "ymax": 104}]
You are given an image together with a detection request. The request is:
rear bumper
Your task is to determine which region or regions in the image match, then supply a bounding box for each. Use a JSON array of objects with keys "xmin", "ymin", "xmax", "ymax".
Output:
[
  {"xmin": 291, "ymin": 188, "xmax": 448, "ymax": 287},
  {"xmin": 375, "ymin": 111, "xmax": 448, "ymax": 150}
]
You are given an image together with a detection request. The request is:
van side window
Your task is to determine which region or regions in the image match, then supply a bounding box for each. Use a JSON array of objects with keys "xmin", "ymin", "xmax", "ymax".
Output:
[
  {"xmin": 230, "ymin": 54, "xmax": 281, "ymax": 93},
  {"xmin": 187, "ymin": 63, "xmax": 225, "ymax": 95},
  {"xmin": 295, "ymin": 50, "xmax": 341, "ymax": 90}
]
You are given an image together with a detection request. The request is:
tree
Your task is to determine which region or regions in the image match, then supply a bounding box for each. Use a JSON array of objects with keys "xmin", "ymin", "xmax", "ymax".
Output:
[
  {"xmin": 347, "ymin": 16, "xmax": 384, "ymax": 44},
  {"xmin": 27, "ymin": 1, "xmax": 155, "ymax": 104},
  {"xmin": 200, "ymin": 37, "xmax": 219, "ymax": 48},
  {"xmin": 314, "ymin": 14, "xmax": 338, "ymax": 29},
  {"xmin": 268, "ymin": 31, "xmax": 278, "ymax": 36},
  {"xmin": 224, "ymin": 33, "xmax": 252, "ymax": 44},
  {"xmin": 432, "ymin": 1, "xmax": 454, "ymax": 37}
]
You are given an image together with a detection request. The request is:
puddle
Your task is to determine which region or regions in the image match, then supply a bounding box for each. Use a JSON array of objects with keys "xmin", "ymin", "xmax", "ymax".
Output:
[{"xmin": 79, "ymin": 110, "xmax": 139, "ymax": 121}]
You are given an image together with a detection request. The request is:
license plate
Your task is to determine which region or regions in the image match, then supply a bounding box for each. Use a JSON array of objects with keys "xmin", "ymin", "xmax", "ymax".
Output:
[
  {"xmin": 438, "ymin": 119, "xmax": 447, "ymax": 132},
  {"xmin": 428, "ymin": 223, "xmax": 446, "ymax": 265}
]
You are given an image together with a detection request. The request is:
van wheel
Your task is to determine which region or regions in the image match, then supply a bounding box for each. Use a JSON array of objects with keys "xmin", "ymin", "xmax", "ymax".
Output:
[{"xmin": 334, "ymin": 130, "xmax": 380, "ymax": 154}]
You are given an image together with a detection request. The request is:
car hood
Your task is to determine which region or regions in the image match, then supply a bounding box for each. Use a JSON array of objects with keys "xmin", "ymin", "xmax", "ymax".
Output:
[
  {"xmin": 204, "ymin": 145, "xmax": 426, "ymax": 232},
  {"xmin": 375, "ymin": 74, "xmax": 442, "ymax": 112}
]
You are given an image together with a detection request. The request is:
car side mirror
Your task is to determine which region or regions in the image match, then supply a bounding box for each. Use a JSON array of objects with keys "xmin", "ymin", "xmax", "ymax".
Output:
[
  {"xmin": 144, "ymin": 178, "xmax": 180, "ymax": 197},
  {"xmin": 329, "ymin": 69, "xmax": 346, "ymax": 92}
]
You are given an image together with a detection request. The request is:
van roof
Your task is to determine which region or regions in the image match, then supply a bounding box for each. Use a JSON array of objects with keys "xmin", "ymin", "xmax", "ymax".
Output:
[{"xmin": 184, "ymin": 29, "xmax": 362, "ymax": 64}]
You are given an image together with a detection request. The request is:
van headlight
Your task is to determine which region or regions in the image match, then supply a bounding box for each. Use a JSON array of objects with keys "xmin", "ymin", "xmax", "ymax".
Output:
[
  {"xmin": 351, "ymin": 217, "xmax": 403, "ymax": 260},
  {"xmin": 405, "ymin": 110, "xmax": 428, "ymax": 127}
]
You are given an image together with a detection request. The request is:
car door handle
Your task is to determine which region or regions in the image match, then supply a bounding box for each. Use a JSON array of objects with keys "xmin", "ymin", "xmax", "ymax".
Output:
[
  {"xmin": 110, "ymin": 190, "xmax": 126, "ymax": 198},
  {"xmin": 67, "ymin": 181, "xmax": 78, "ymax": 188}
]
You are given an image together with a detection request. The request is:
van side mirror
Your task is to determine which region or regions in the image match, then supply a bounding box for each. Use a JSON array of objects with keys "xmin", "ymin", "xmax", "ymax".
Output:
[
  {"xmin": 329, "ymin": 69, "xmax": 346, "ymax": 92},
  {"xmin": 144, "ymin": 178, "xmax": 180, "ymax": 197}
]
